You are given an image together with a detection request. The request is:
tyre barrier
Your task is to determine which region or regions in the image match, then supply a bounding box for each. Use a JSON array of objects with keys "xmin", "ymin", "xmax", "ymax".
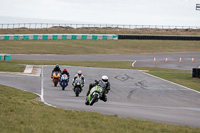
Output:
[
  {"xmin": 0, "ymin": 55, "xmax": 11, "ymax": 61},
  {"xmin": 192, "ymin": 68, "xmax": 200, "ymax": 78},
  {"xmin": 0, "ymin": 34, "xmax": 118, "ymax": 40},
  {"xmin": 118, "ymin": 35, "xmax": 200, "ymax": 41}
]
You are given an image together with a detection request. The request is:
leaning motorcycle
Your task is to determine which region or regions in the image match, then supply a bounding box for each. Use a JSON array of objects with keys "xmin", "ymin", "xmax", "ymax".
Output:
[
  {"xmin": 73, "ymin": 78, "xmax": 83, "ymax": 97},
  {"xmin": 60, "ymin": 74, "xmax": 69, "ymax": 90},
  {"xmin": 52, "ymin": 72, "xmax": 60, "ymax": 87},
  {"xmin": 85, "ymin": 80, "xmax": 105, "ymax": 106}
]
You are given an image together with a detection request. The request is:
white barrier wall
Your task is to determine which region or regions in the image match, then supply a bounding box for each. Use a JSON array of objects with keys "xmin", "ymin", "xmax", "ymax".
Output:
[{"xmin": 0, "ymin": 34, "xmax": 118, "ymax": 40}]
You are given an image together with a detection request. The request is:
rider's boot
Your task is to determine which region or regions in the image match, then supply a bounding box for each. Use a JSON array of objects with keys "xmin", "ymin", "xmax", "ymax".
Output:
[{"xmin": 100, "ymin": 93, "xmax": 107, "ymax": 102}]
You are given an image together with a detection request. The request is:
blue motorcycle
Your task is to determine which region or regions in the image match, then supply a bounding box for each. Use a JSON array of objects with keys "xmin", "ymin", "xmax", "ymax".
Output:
[{"xmin": 60, "ymin": 74, "xmax": 69, "ymax": 90}]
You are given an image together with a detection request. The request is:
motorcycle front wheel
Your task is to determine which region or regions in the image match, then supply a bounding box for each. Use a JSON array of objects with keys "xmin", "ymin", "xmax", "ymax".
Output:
[
  {"xmin": 90, "ymin": 94, "xmax": 98, "ymax": 106},
  {"xmin": 75, "ymin": 87, "xmax": 80, "ymax": 97}
]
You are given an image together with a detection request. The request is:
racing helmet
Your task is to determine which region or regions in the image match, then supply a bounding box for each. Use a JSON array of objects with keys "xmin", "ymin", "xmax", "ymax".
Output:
[
  {"xmin": 63, "ymin": 69, "xmax": 67, "ymax": 72},
  {"xmin": 102, "ymin": 75, "xmax": 108, "ymax": 82},
  {"xmin": 78, "ymin": 70, "xmax": 82, "ymax": 76},
  {"xmin": 55, "ymin": 64, "xmax": 59, "ymax": 68}
]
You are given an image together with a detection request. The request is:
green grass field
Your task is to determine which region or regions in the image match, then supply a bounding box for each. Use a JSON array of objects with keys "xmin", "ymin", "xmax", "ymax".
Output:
[
  {"xmin": 0, "ymin": 40, "xmax": 200, "ymax": 54},
  {"xmin": 1, "ymin": 84, "xmax": 200, "ymax": 133}
]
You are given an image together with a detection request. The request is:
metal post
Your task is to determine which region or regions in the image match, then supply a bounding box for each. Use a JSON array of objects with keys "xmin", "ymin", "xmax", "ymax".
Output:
[{"xmin": 70, "ymin": 24, "xmax": 72, "ymax": 33}]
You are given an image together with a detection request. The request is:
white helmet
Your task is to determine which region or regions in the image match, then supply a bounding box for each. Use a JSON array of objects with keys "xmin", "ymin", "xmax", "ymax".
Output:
[{"xmin": 102, "ymin": 75, "xmax": 108, "ymax": 82}]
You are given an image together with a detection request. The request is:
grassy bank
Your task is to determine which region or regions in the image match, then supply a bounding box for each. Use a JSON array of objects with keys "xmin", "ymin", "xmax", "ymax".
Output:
[
  {"xmin": 0, "ymin": 40, "xmax": 200, "ymax": 54},
  {"xmin": 1, "ymin": 84, "xmax": 200, "ymax": 133},
  {"xmin": 1, "ymin": 28, "xmax": 200, "ymax": 36},
  {"xmin": 1, "ymin": 59, "xmax": 199, "ymax": 92}
]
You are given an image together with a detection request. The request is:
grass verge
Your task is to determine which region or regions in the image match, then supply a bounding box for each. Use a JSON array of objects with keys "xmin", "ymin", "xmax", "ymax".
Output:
[
  {"xmin": 0, "ymin": 62, "xmax": 25, "ymax": 72},
  {"xmin": 1, "ymin": 84, "xmax": 200, "ymax": 133},
  {"xmin": 0, "ymin": 40, "xmax": 200, "ymax": 54}
]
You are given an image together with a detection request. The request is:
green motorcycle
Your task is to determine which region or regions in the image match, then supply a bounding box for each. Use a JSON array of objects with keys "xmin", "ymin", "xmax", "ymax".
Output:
[
  {"xmin": 73, "ymin": 78, "xmax": 84, "ymax": 97},
  {"xmin": 85, "ymin": 80, "xmax": 106, "ymax": 106}
]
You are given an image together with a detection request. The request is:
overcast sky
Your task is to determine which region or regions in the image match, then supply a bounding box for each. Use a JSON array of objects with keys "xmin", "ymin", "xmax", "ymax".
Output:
[{"xmin": 0, "ymin": 0, "xmax": 200, "ymax": 26}]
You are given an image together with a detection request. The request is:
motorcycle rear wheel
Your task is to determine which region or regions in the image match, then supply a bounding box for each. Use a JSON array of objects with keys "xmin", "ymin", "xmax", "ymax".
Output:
[{"xmin": 54, "ymin": 79, "xmax": 58, "ymax": 87}]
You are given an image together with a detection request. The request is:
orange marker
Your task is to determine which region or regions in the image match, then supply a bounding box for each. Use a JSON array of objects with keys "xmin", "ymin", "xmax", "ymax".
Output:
[{"xmin": 179, "ymin": 57, "xmax": 182, "ymax": 62}]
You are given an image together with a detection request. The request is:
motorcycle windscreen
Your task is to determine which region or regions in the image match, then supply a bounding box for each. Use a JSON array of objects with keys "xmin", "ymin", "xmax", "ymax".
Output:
[
  {"xmin": 62, "ymin": 74, "xmax": 68, "ymax": 80},
  {"xmin": 75, "ymin": 78, "xmax": 82, "ymax": 83},
  {"xmin": 98, "ymin": 80, "xmax": 106, "ymax": 89}
]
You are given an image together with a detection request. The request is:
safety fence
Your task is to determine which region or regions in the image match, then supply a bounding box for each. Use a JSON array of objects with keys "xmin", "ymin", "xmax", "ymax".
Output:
[
  {"xmin": 118, "ymin": 35, "xmax": 200, "ymax": 41},
  {"xmin": 0, "ymin": 34, "xmax": 118, "ymax": 40},
  {"xmin": 0, "ymin": 23, "xmax": 200, "ymax": 30},
  {"xmin": 1, "ymin": 34, "xmax": 200, "ymax": 41}
]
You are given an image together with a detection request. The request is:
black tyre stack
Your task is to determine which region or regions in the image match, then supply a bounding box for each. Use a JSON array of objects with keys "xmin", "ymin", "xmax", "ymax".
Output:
[{"xmin": 192, "ymin": 68, "xmax": 200, "ymax": 78}]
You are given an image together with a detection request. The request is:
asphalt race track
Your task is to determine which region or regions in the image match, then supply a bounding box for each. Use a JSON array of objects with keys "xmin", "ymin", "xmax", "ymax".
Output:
[
  {"xmin": 11, "ymin": 52, "xmax": 200, "ymax": 70},
  {"xmin": 0, "ymin": 65, "xmax": 200, "ymax": 127}
]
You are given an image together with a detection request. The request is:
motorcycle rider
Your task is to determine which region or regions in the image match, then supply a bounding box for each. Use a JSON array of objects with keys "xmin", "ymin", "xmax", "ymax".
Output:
[
  {"xmin": 72, "ymin": 70, "xmax": 85, "ymax": 91},
  {"xmin": 51, "ymin": 64, "xmax": 62, "ymax": 78},
  {"xmin": 86, "ymin": 75, "xmax": 110, "ymax": 102},
  {"xmin": 60, "ymin": 69, "xmax": 70, "ymax": 80}
]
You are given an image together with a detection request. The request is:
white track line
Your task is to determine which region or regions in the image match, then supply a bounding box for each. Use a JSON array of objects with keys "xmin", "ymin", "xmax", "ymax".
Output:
[
  {"xmin": 143, "ymin": 72, "xmax": 200, "ymax": 94},
  {"xmin": 41, "ymin": 65, "xmax": 44, "ymax": 102},
  {"xmin": 132, "ymin": 60, "xmax": 137, "ymax": 67},
  {"xmin": 40, "ymin": 66, "xmax": 56, "ymax": 107}
]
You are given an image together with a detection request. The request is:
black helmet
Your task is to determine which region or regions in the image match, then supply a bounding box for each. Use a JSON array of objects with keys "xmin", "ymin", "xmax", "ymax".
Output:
[{"xmin": 55, "ymin": 64, "xmax": 59, "ymax": 68}]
